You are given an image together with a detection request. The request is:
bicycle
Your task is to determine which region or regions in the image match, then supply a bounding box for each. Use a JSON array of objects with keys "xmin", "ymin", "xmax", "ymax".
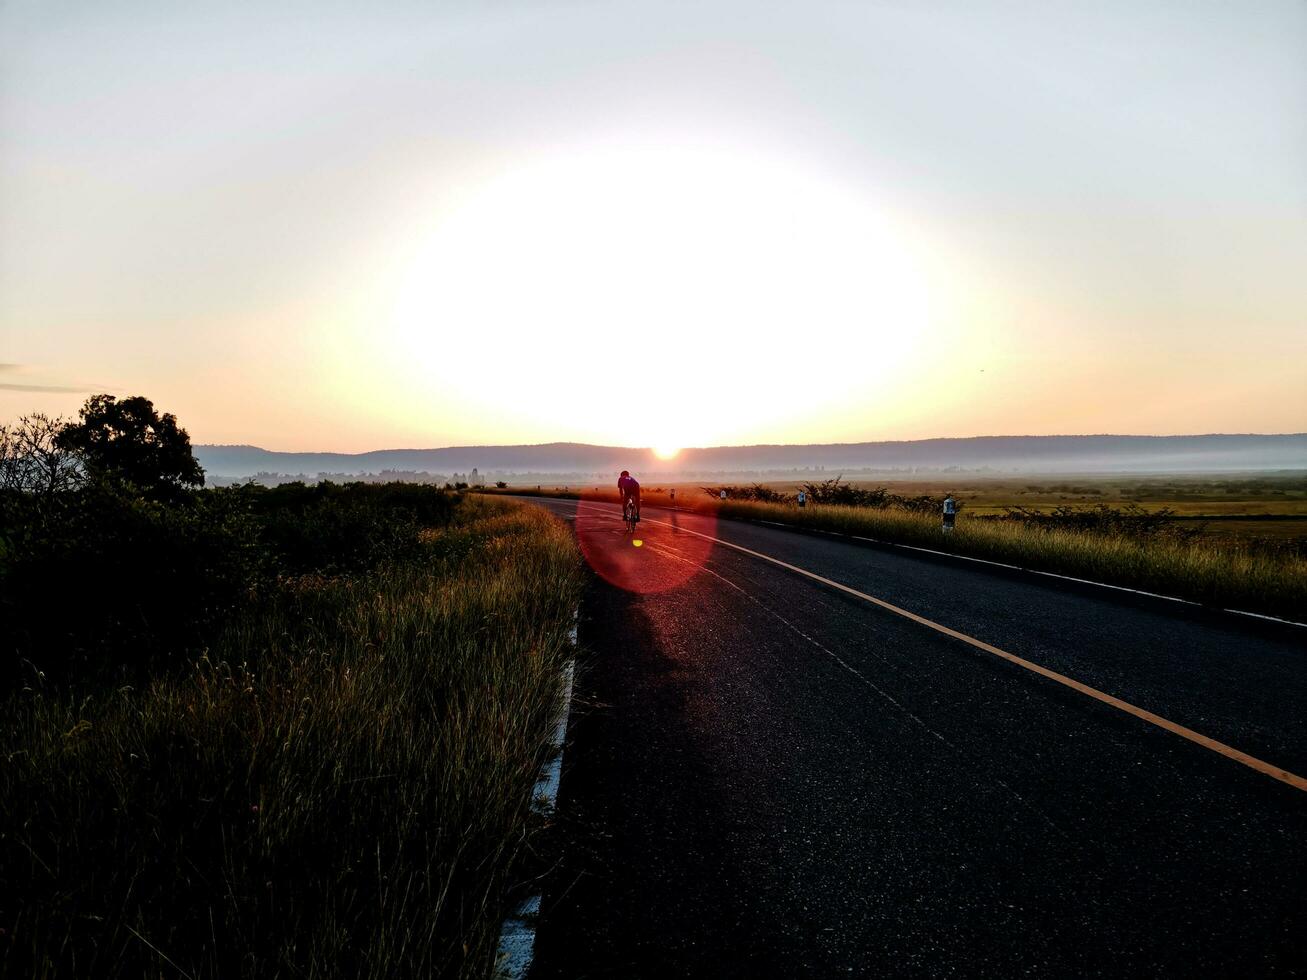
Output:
[{"xmin": 623, "ymin": 496, "xmax": 640, "ymax": 534}]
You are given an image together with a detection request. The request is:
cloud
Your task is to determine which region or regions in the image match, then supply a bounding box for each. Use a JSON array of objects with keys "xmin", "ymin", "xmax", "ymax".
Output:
[
  {"xmin": 0, "ymin": 382, "xmax": 95, "ymax": 392},
  {"xmin": 0, "ymin": 364, "xmax": 104, "ymax": 393}
]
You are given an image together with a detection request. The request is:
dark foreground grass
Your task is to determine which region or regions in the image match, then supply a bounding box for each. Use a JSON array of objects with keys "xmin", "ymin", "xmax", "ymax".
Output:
[{"xmin": 1, "ymin": 496, "xmax": 582, "ymax": 979}]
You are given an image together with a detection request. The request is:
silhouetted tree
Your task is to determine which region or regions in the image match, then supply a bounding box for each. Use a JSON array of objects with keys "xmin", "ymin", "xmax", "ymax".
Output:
[
  {"xmin": 0, "ymin": 413, "xmax": 83, "ymax": 495},
  {"xmin": 57, "ymin": 394, "xmax": 203, "ymax": 498}
]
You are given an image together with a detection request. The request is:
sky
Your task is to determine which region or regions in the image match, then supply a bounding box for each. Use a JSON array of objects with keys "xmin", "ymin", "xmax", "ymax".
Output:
[{"xmin": 2, "ymin": 0, "xmax": 1304, "ymax": 454}]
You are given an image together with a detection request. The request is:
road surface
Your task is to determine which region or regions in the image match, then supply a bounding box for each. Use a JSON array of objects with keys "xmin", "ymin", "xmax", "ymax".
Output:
[{"xmin": 515, "ymin": 496, "xmax": 1307, "ymax": 978}]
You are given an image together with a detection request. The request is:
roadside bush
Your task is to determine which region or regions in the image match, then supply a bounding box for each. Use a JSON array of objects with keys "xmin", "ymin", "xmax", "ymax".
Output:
[
  {"xmin": 701, "ymin": 484, "xmax": 788, "ymax": 503},
  {"xmin": 801, "ymin": 476, "xmax": 891, "ymax": 507},
  {"xmin": 891, "ymin": 493, "xmax": 947, "ymax": 515},
  {"xmin": 799, "ymin": 477, "xmax": 955, "ymax": 515},
  {"xmin": 994, "ymin": 503, "xmax": 1203, "ymax": 541},
  {"xmin": 0, "ymin": 482, "xmax": 261, "ymax": 681},
  {"xmin": 246, "ymin": 481, "xmax": 459, "ymax": 573},
  {"xmin": 0, "ymin": 480, "xmax": 461, "ymax": 682}
]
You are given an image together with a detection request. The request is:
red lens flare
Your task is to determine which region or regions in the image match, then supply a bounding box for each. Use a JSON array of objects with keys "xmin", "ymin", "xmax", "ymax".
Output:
[{"xmin": 574, "ymin": 488, "xmax": 715, "ymax": 594}]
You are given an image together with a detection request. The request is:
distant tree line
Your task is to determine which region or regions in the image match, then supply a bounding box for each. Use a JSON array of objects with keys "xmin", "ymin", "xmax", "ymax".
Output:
[{"xmin": 208, "ymin": 469, "xmax": 456, "ymax": 488}]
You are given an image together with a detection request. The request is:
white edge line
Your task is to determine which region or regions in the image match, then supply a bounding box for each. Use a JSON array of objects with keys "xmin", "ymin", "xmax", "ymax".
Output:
[
  {"xmin": 640, "ymin": 515, "xmax": 1307, "ymax": 791},
  {"xmin": 521, "ymin": 497, "xmax": 1306, "ymax": 630},
  {"xmin": 752, "ymin": 518, "xmax": 1306, "ymax": 631},
  {"xmin": 494, "ymin": 609, "xmax": 579, "ymax": 980}
]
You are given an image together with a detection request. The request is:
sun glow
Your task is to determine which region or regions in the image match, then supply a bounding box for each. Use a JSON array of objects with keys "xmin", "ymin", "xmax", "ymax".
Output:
[
  {"xmin": 652, "ymin": 445, "xmax": 680, "ymax": 461},
  {"xmin": 385, "ymin": 135, "xmax": 933, "ymax": 446}
]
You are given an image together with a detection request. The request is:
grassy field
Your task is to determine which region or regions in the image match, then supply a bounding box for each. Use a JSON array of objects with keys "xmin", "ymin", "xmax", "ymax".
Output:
[
  {"xmin": 1, "ymin": 495, "xmax": 582, "ymax": 979},
  {"xmin": 491, "ymin": 477, "xmax": 1307, "ymax": 620}
]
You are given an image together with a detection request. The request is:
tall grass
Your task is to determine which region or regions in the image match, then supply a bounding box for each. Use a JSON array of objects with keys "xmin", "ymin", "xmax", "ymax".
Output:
[
  {"xmin": 712, "ymin": 500, "xmax": 1307, "ymax": 620},
  {"xmin": 1, "ymin": 497, "xmax": 582, "ymax": 979}
]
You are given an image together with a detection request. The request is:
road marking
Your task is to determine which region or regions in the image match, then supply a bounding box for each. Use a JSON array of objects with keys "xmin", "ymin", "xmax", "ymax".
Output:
[
  {"xmin": 646, "ymin": 540, "xmax": 1070, "ymax": 836},
  {"xmin": 635, "ymin": 513, "xmax": 1307, "ymax": 793},
  {"xmin": 764, "ymin": 510, "xmax": 1307, "ymax": 629},
  {"xmin": 520, "ymin": 495, "xmax": 1307, "ymax": 629},
  {"xmin": 495, "ymin": 610, "xmax": 579, "ymax": 979},
  {"xmin": 843, "ymin": 534, "xmax": 1307, "ymax": 628}
]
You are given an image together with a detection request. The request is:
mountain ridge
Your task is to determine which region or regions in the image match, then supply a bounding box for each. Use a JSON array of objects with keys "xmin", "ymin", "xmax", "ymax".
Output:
[{"xmin": 194, "ymin": 434, "xmax": 1307, "ymax": 481}]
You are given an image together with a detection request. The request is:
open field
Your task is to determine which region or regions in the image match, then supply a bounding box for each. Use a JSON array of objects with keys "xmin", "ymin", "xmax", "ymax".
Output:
[{"xmin": 1, "ymin": 492, "xmax": 581, "ymax": 979}]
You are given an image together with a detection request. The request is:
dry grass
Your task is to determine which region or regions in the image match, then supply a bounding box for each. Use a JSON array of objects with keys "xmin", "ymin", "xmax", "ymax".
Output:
[
  {"xmin": 1, "ymin": 497, "xmax": 582, "ymax": 979},
  {"xmin": 711, "ymin": 499, "xmax": 1307, "ymax": 620}
]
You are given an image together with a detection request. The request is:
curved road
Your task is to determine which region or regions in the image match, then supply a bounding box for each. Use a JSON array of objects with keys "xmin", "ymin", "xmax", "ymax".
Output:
[{"xmin": 517, "ymin": 497, "xmax": 1307, "ymax": 978}]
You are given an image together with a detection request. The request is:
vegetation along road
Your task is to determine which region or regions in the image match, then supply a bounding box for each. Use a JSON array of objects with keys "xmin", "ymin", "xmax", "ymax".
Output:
[{"xmin": 516, "ymin": 496, "xmax": 1307, "ymax": 978}]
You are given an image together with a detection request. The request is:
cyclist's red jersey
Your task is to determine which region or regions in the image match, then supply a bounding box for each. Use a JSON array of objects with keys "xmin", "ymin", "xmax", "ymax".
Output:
[{"xmin": 618, "ymin": 475, "xmax": 640, "ymax": 498}]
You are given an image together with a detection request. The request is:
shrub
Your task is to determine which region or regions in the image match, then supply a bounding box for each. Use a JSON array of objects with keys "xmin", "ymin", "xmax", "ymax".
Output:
[
  {"xmin": 0, "ymin": 481, "xmax": 261, "ymax": 681},
  {"xmin": 245, "ymin": 481, "xmax": 459, "ymax": 573},
  {"xmin": 701, "ymin": 484, "xmax": 788, "ymax": 503},
  {"xmin": 800, "ymin": 476, "xmax": 891, "ymax": 508},
  {"xmin": 994, "ymin": 503, "xmax": 1202, "ymax": 541},
  {"xmin": 0, "ymin": 481, "xmax": 461, "ymax": 682},
  {"xmin": 793, "ymin": 477, "xmax": 953, "ymax": 514}
]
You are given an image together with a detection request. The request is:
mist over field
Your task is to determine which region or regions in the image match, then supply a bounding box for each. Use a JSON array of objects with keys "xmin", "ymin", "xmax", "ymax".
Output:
[{"xmin": 196, "ymin": 433, "xmax": 1307, "ymax": 485}]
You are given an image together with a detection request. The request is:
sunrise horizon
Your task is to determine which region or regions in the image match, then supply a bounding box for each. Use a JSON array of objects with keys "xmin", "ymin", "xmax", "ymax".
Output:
[
  {"xmin": 188, "ymin": 428, "xmax": 1307, "ymax": 457},
  {"xmin": 5, "ymin": 2, "xmax": 1304, "ymax": 454}
]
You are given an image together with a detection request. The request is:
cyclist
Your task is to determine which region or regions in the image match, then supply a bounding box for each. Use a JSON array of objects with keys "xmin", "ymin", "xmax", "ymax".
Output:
[{"xmin": 618, "ymin": 470, "xmax": 641, "ymax": 524}]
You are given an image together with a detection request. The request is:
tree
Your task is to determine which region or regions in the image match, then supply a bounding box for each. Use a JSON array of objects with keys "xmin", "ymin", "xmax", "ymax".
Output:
[
  {"xmin": 57, "ymin": 395, "xmax": 204, "ymax": 498},
  {"xmin": 0, "ymin": 414, "xmax": 83, "ymax": 495}
]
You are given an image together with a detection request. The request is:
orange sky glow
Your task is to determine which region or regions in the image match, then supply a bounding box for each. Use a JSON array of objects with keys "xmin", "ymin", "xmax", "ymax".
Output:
[{"xmin": 3, "ymin": 3, "xmax": 1304, "ymax": 452}]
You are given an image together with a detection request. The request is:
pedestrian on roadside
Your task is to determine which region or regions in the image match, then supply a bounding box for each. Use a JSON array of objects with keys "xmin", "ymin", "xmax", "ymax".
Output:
[
  {"xmin": 720, "ymin": 489, "xmax": 727, "ymax": 501},
  {"xmin": 798, "ymin": 490, "xmax": 806, "ymax": 509},
  {"xmin": 670, "ymin": 488, "xmax": 676, "ymax": 507},
  {"xmin": 942, "ymin": 493, "xmax": 957, "ymax": 533}
]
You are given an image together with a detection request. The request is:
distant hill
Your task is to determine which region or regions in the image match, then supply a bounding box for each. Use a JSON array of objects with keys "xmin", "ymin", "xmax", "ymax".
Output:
[{"xmin": 195, "ymin": 434, "xmax": 1307, "ymax": 483}]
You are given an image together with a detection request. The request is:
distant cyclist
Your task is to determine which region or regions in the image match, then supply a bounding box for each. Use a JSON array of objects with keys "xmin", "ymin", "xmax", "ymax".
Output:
[{"xmin": 618, "ymin": 470, "xmax": 641, "ymax": 523}]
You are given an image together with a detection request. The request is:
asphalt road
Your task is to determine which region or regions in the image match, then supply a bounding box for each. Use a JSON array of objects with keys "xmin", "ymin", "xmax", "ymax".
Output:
[{"xmin": 516, "ymin": 497, "xmax": 1307, "ymax": 979}]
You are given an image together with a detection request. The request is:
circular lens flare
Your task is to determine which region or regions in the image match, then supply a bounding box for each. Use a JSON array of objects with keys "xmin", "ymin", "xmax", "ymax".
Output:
[{"xmin": 574, "ymin": 490, "xmax": 715, "ymax": 594}]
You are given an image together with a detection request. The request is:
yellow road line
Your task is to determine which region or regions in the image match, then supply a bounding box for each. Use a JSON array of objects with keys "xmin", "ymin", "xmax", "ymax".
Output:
[{"xmin": 636, "ymin": 512, "xmax": 1307, "ymax": 793}]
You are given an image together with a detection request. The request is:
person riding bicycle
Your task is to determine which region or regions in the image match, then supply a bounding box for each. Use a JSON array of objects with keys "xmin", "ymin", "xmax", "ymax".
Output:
[{"xmin": 618, "ymin": 470, "xmax": 641, "ymax": 523}]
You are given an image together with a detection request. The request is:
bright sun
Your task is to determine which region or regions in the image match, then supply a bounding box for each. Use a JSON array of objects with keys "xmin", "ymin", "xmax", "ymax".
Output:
[{"xmin": 385, "ymin": 133, "xmax": 931, "ymax": 447}]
